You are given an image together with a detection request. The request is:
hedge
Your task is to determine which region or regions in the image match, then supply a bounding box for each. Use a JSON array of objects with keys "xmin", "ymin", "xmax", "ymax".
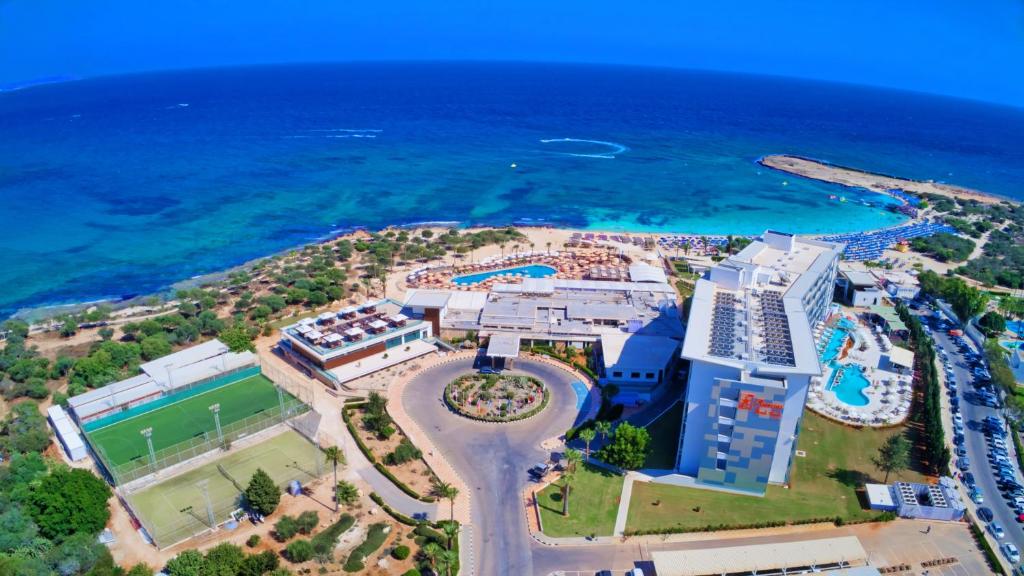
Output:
[
  {"xmin": 343, "ymin": 405, "xmax": 435, "ymax": 502},
  {"xmin": 369, "ymin": 492, "xmax": 423, "ymax": 526},
  {"xmin": 622, "ymin": 512, "xmax": 896, "ymax": 536},
  {"xmin": 372, "ymin": 462, "xmax": 436, "ymax": 502},
  {"xmin": 310, "ymin": 514, "xmax": 356, "ymax": 560},
  {"xmin": 969, "ymin": 516, "xmax": 1007, "ymax": 575},
  {"xmin": 343, "ymin": 522, "xmax": 390, "ymax": 572},
  {"xmin": 444, "ymin": 379, "xmax": 551, "ymax": 423}
]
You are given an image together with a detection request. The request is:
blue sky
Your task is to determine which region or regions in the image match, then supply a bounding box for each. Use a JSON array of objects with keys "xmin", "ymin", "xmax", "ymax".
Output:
[{"xmin": 2, "ymin": 0, "xmax": 1023, "ymax": 107}]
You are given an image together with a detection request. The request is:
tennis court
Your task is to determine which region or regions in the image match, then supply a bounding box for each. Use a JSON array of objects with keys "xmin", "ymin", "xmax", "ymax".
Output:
[
  {"xmin": 126, "ymin": 428, "xmax": 324, "ymax": 548},
  {"xmin": 86, "ymin": 373, "xmax": 288, "ymax": 468}
]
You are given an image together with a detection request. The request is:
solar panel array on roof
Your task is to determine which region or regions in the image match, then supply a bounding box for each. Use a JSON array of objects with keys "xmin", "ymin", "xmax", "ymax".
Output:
[
  {"xmin": 757, "ymin": 290, "xmax": 795, "ymax": 366},
  {"xmin": 708, "ymin": 292, "xmax": 739, "ymax": 359}
]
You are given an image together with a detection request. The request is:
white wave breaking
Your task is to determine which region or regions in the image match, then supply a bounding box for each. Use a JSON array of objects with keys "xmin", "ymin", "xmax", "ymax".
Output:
[{"xmin": 539, "ymin": 138, "xmax": 627, "ymax": 159}]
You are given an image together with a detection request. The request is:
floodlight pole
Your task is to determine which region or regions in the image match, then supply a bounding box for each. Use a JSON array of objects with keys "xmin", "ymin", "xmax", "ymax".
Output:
[
  {"xmin": 196, "ymin": 479, "xmax": 216, "ymax": 529},
  {"xmin": 210, "ymin": 403, "xmax": 223, "ymax": 445},
  {"xmin": 141, "ymin": 427, "xmax": 157, "ymax": 470},
  {"xmin": 277, "ymin": 386, "xmax": 286, "ymax": 420}
]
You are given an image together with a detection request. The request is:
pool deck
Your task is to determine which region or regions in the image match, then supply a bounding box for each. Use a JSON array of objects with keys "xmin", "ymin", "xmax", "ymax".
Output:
[{"xmin": 807, "ymin": 313, "xmax": 913, "ymax": 427}]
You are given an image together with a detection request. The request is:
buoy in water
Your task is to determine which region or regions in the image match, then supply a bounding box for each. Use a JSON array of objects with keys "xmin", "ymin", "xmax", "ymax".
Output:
[{"xmin": 510, "ymin": 163, "xmax": 517, "ymax": 168}]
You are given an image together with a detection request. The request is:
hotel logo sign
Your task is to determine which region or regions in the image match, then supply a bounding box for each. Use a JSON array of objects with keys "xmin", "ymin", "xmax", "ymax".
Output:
[{"xmin": 738, "ymin": 392, "xmax": 783, "ymax": 420}]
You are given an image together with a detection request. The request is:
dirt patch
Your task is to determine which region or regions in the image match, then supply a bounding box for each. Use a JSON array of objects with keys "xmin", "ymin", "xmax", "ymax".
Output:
[{"xmin": 350, "ymin": 408, "xmax": 439, "ymax": 496}]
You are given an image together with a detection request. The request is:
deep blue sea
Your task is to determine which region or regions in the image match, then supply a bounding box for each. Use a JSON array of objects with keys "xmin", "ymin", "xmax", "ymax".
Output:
[{"xmin": 2, "ymin": 62, "xmax": 1023, "ymax": 318}]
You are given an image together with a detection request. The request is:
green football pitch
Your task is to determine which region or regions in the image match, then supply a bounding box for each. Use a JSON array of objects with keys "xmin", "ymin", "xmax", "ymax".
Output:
[{"xmin": 86, "ymin": 374, "xmax": 288, "ymax": 468}]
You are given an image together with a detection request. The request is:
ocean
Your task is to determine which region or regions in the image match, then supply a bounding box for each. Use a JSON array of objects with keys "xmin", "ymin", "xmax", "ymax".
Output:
[{"xmin": 1, "ymin": 62, "xmax": 1022, "ymax": 318}]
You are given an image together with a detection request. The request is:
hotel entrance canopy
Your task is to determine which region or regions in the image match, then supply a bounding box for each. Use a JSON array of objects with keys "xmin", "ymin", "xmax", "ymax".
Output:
[{"xmin": 485, "ymin": 333, "xmax": 521, "ymax": 359}]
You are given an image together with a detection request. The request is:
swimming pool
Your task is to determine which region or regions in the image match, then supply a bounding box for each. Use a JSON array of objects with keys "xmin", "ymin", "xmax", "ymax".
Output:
[
  {"xmin": 1001, "ymin": 340, "xmax": 1024, "ymax": 352},
  {"xmin": 819, "ymin": 318, "xmax": 854, "ymax": 363},
  {"xmin": 1008, "ymin": 320, "xmax": 1024, "ymax": 338},
  {"xmin": 828, "ymin": 364, "xmax": 871, "ymax": 407},
  {"xmin": 452, "ymin": 264, "xmax": 556, "ymax": 285}
]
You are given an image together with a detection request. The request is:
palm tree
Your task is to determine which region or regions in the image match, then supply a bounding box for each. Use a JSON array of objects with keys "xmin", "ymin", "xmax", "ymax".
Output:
[
  {"xmin": 336, "ymin": 480, "xmax": 359, "ymax": 507},
  {"xmin": 560, "ymin": 467, "xmax": 576, "ymax": 517},
  {"xmin": 323, "ymin": 445, "xmax": 345, "ymax": 512},
  {"xmin": 431, "ymin": 479, "xmax": 460, "ymax": 522},
  {"xmin": 438, "ymin": 549, "xmax": 458, "ymax": 576},
  {"xmin": 422, "ymin": 542, "xmax": 443, "ymax": 572},
  {"xmin": 441, "ymin": 521, "xmax": 459, "ymax": 551},
  {"xmin": 578, "ymin": 428, "xmax": 596, "ymax": 461},
  {"xmin": 546, "ymin": 241, "xmax": 552, "ymax": 255},
  {"xmin": 595, "ymin": 420, "xmax": 612, "ymax": 443}
]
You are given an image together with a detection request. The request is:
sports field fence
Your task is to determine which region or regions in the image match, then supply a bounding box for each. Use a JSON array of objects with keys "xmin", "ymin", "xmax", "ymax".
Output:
[
  {"xmin": 122, "ymin": 429, "xmax": 325, "ymax": 549},
  {"xmin": 96, "ymin": 394, "xmax": 310, "ymax": 485}
]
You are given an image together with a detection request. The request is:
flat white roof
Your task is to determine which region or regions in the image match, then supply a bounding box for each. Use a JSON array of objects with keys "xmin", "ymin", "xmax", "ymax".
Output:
[
  {"xmin": 486, "ymin": 333, "xmax": 521, "ymax": 358},
  {"xmin": 47, "ymin": 405, "xmax": 86, "ymax": 456},
  {"xmin": 887, "ymin": 346, "xmax": 915, "ymax": 368},
  {"xmin": 866, "ymin": 483, "xmax": 895, "ymax": 508},
  {"xmin": 68, "ymin": 340, "xmax": 255, "ymax": 420},
  {"xmin": 841, "ymin": 268, "xmax": 878, "ymax": 288},
  {"xmin": 327, "ymin": 339, "xmax": 437, "ymax": 383},
  {"xmin": 404, "ymin": 289, "xmax": 452, "ymax": 308},
  {"xmin": 651, "ymin": 536, "xmax": 868, "ymax": 576},
  {"xmin": 628, "ymin": 263, "xmax": 668, "ymax": 284},
  {"xmin": 601, "ymin": 332, "xmax": 680, "ymax": 370},
  {"xmin": 139, "ymin": 339, "xmax": 229, "ymax": 385}
]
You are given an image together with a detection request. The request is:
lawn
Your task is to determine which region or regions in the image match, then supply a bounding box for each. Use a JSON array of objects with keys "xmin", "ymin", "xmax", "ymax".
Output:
[
  {"xmin": 643, "ymin": 401, "xmax": 683, "ymax": 469},
  {"xmin": 625, "ymin": 412, "xmax": 930, "ymax": 533},
  {"xmin": 127, "ymin": 429, "xmax": 324, "ymax": 548},
  {"xmin": 87, "ymin": 374, "xmax": 290, "ymax": 467},
  {"xmin": 537, "ymin": 464, "xmax": 624, "ymax": 537}
]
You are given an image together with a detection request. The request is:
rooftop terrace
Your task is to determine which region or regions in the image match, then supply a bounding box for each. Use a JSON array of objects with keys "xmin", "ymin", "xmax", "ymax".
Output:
[{"xmin": 283, "ymin": 299, "xmax": 422, "ymax": 356}]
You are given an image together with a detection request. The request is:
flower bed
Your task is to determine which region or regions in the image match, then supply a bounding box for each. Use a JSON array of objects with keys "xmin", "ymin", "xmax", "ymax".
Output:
[{"xmin": 444, "ymin": 373, "xmax": 549, "ymax": 422}]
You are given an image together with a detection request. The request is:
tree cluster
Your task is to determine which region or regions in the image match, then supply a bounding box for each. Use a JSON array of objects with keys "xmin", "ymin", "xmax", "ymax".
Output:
[{"xmin": 896, "ymin": 303, "xmax": 950, "ymax": 474}]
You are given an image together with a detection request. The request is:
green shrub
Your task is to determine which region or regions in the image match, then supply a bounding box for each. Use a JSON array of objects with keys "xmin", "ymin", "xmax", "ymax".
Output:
[
  {"xmin": 246, "ymin": 534, "xmax": 261, "ymax": 548},
  {"xmin": 274, "ymin": 515, "xmax": 299, "ymax": 541},
  {"xmin": 285, "ymin": 539, "xmax": 314, "ymax": 563},
  {"xmin": 310, "ymin": 514, "xmax": 355, "ymax": 563},
  {"xmin": 391, "ymin": 545, "xmax": 410, "ymax": 560},
  {"xmin": 295, "ymin": 510, "xmax": 319, "ymax": 535},
  {"xmin": 342, "ymin": 523, "xmax": 390, "ymax": 572},
  {"xmin": 385, "ymin": 438, "xmax": 422, "ymax": 466},
  {"xmin": 402, "ymin": 570, "xmax": 421, "ymax": 576}
]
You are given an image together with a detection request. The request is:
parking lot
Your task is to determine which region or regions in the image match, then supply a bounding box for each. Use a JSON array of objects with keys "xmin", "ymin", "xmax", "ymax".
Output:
[{"xmin": 920, "ymin": 304, "xmax": 1024, "ymax": 568}]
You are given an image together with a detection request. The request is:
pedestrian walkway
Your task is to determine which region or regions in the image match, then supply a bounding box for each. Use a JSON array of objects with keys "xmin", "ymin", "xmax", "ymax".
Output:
[{"xmin": 613, "ymin": 472, "xmax": 638, "ymax": 536}]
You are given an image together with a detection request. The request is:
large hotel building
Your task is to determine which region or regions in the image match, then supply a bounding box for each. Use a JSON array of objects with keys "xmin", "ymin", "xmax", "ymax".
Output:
[{"xmin": 677, "ymin": 231, "xmax": 842, "ymax": 495}]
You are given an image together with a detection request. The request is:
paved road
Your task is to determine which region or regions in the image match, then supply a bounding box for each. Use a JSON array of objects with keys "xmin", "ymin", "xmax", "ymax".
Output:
[
  {"xmin": 402, "ymin": 356, "xmax": 588, "ymax": 576},
  {"xmin": 920, "ymin": 307, "xmax": 1024, "ymax": 564}
]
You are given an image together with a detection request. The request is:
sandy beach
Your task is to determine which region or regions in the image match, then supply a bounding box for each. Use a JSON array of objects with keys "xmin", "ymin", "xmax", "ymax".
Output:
[{"xmin": 760, "ymin": 154, "xmax": 1004, "ymax": 205}]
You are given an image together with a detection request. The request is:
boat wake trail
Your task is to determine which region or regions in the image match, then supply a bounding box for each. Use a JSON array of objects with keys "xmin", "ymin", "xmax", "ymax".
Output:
[{"xmin": 539, "ymin": 138, "xmax": 627, "ymax": 159}]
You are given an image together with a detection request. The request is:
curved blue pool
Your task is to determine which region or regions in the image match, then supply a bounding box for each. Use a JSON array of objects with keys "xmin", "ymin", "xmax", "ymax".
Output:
[
  {"xmin": 828, "ymin": 365, "xmax": 871, "ymax": 407},
  {"xmin": 452, "ymin": 264, "xmax": 556, "ymax": 286}
]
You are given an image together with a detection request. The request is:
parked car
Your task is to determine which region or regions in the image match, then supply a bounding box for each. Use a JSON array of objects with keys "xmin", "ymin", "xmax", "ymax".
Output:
[
  {"xmin": 972, "ymin": 489, "xmax": 985, "ymax": 504},
  {"xmin": 990, "ymin": 522, "xmax": 1006, "ymax": 539},
  {"xmin": 964, "ymin": 472, "xmax": 977, "ymax": 488},
  {"xmin": 957, "ymin": 457, "xmax": 971, "ymax": 471},
  {"xmin": 528, "ymin": 463, "xmax": 551, "ymax": 479},
  {"xmin": 1003, "ymin": 543, "xmax": 1021, "ymax": 564},
  {"xmin": 979, "ymin": 507, "xmax": 995, "ymax": 522}
]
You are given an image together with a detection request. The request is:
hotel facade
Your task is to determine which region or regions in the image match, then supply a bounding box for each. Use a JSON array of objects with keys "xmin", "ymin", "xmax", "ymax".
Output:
[{"xmin": 677, "ymin": 231, "xmax": 842, "ymax": 494}]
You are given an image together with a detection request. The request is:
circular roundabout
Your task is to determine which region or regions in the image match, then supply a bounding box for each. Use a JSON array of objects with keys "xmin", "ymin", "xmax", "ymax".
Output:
[{"xmin": 444, "ymin": 372, "xmax": 550, "ymax": 422}]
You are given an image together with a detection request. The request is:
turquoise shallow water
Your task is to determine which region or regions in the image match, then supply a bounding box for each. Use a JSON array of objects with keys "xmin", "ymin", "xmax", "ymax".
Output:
[{"xmin": 2, "ymin": 63, "xmax": 1023, "ymax": 317}]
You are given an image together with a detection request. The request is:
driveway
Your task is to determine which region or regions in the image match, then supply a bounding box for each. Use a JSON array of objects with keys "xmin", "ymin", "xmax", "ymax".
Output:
[{"xmin": 401, "ymin": 356, "xmax": 588, "ymax": 576}]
